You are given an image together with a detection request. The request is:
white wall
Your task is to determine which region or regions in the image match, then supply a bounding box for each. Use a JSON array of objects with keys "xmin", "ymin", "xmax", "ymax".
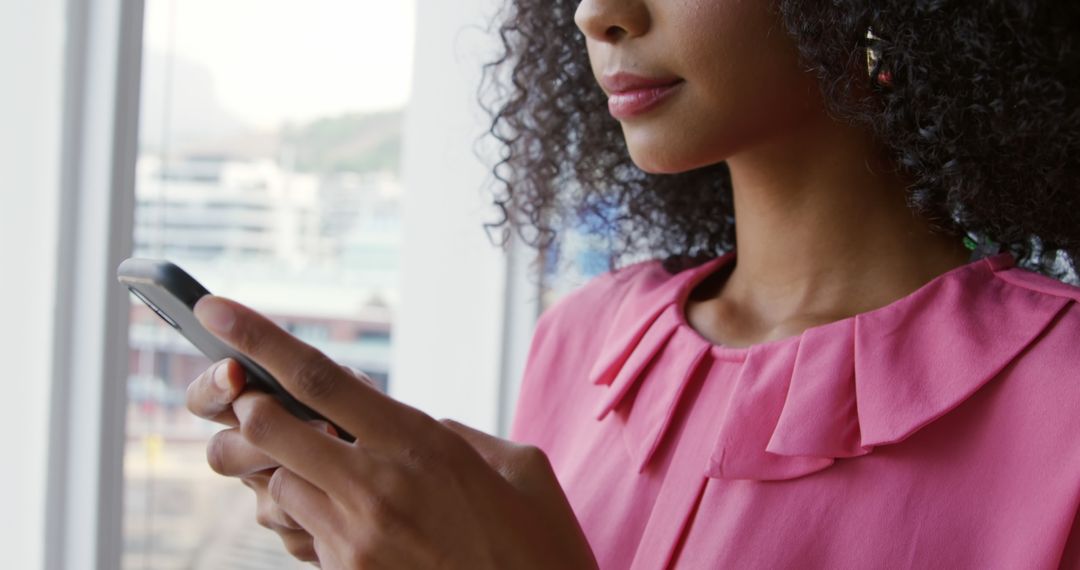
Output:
[
  {"xmin": 0, "ymin": 0, "xmax": 65, "ymax": 567},
  {"xmin": 391, "ymin": 0, "xmax": 517, "ymax": 432}
]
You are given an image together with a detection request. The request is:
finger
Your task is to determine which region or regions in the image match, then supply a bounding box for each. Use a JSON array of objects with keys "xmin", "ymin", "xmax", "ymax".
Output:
[
  {"xmin": 268, "ymin": 468, "xmax": 338, "ymax": 540},
  {"xmin": 274, "ymin": 529, "xmax": 320, "ymax": 565},
  {"xmin": 232, "ymin": 391, "xmax": 363, "ymax": 492},
  {"xmin": 275, "ymin": 507, "xmax": 304, "ymax": 533},
  {"xmin": 241, "ymin": 468, "xmax": 273, "ymax": 490},
  {"xmin": 194, "ymin": 295, "xmax": 412, "ymax": 442},
  {"xmin": 206, "ymin": 428, "xmax": 279, "ymax": 477},
  {"xmin": 207, "ymin": 419, "xmax": 338, "ymax": 478},
  {"xmin": 344, "ymin": 366, "xmax": 378, "ymax": 389},
  {"xmin": 185, "ymin": 359, "xmax": 245, "ymax": 426},
  {"xmin": 247, "ymin": 478, "xmax": 318, "ymax": 560},
  {"xmin": 250, "ymin": 480, "xmax": 305, "ymax": 532}
]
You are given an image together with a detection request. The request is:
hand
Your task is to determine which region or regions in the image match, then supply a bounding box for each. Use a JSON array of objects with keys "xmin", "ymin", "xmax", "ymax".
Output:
[
  {"xmin": 192, "ymin": 295, "xmax": 598, "ymax": 570},
  {"xmin": 188, "ymin": 358, "xmax": 377, "ymax": 563},
  {"xmin": 187, "ymin": 357, "xmax": 336, "ymax": 563}
]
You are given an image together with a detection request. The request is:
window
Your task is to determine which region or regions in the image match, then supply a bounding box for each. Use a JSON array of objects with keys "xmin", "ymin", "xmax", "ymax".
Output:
[
  {"xmin": 19, "ymin": 1, "xmax": 530, "ymax": 567},
  {"xmin": 123, "ymin": 1, "xmax": 415, "ymax": 566}
]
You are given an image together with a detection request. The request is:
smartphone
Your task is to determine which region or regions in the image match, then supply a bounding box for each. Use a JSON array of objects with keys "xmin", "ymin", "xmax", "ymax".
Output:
[{"xmin": 117, "ymin": 257, "xmax": 355, "ymax": 442}]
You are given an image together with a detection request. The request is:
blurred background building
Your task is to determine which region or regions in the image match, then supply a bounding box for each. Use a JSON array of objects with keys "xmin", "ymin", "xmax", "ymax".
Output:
[{"xmin": 124, "ymin": 106, "xmax": 404, "ymax": 567}]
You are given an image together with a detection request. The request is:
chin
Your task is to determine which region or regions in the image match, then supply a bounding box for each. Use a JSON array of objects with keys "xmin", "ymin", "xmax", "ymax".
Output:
[
  {"xmin": 630, "ymin": 158, "xmax": 676, "ymax": 174},
  {"xmin": 623, "ymin": 125, "xmax": 730, "ymax": 175},
  {"xmin": 626, "ymin": 145, "xmax": 718, "ymax": 175}
]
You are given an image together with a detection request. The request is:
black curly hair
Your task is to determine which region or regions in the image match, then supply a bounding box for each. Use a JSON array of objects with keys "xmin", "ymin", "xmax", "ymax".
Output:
[{"xmin": 479, "ymin": 0, "xmax": 1080, "ymax": 281}]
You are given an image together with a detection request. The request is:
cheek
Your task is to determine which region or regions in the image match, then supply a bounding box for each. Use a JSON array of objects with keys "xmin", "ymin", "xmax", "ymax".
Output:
[{"xmin": 620, "ymin": 0, "xmax": 819, "ymax": 173}]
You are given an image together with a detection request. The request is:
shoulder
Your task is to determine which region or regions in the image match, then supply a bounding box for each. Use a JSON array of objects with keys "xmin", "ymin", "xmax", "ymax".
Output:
[
  {"xmin": 991, "ymin": 261, "xmax": 1080, "ymax": 304},
  {"xmin": 990, "ymin": 262, "xmax": 1080, "ymax": 341},
  {"xmin": 510, "ymin": 258, "xmax": 696, "ymax": 442},
  {"xmin": 977, "ymin": 263, "xmax": 1080, "ymax": 462},
  {"xmin": 532, "ymin": 259, "xmax": 677, "ymax": 343},
  {"xmin": 982, "ymin": 261, "xmax": 1080, "ymax": 418}
]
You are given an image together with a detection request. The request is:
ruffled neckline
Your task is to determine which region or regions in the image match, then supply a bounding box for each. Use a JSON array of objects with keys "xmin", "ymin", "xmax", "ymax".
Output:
[{"xmin": 587, "ymin": 251, "xmax": 1074, "ymax": 481}]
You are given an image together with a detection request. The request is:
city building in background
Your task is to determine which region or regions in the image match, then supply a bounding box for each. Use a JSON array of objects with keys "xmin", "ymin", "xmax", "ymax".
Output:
[
  {"xmin": 125, "ymin": 14, "xmax": 409, "ymax": 562},
  {"xmin": 130, "ymin": 123, "xmax": 401, "ymax": 403}
]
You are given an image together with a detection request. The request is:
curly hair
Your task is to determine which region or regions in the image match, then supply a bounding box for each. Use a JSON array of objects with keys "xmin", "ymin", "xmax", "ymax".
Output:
[{"xmin": 479, "ymin": 0, "xmax": 1080, "ymax": 280}]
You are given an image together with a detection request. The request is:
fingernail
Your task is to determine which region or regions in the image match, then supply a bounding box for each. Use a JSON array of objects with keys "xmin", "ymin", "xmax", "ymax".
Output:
[
  {"xmin": 213, "ymin": 361, "xmax": 232, "ymax": 392},
  {"xmin": 195, "ymin": 296, "xmax": 235, "ymax": 334}
]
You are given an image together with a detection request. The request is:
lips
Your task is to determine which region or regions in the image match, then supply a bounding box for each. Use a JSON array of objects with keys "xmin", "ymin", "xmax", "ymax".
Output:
[{"xmin": 600, "ymin": 72, "xmax": 684, "ymax": 120}]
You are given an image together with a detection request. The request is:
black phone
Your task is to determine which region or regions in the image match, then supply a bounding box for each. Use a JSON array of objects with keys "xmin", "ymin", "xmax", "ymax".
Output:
[{"xmin": 117, "ymin": 257, "xmax": 355, "ymax": 442}]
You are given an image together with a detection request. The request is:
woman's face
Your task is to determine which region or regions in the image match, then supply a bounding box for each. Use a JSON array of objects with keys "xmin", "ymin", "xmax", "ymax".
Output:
[{"xmin": 575, "ymin": 0, "xmax": 822, "ymax": 174}]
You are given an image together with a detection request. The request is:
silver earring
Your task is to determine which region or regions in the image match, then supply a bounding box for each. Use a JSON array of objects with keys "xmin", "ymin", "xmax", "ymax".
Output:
[{"xmin": 866, "ymin": 28, "xmax": 893, "ymax": 88}]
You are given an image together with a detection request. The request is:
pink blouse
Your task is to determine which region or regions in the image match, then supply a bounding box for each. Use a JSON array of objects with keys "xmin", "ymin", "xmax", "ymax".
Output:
[{"xmin": 510, "ymin": 251, "xmax": 1080, "ymax": 569}]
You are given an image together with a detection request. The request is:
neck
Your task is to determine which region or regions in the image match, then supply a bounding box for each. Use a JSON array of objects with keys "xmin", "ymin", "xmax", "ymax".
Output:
[{"xmin": 708, "ymin": 109, "xmax": 971, "ymax": 340}]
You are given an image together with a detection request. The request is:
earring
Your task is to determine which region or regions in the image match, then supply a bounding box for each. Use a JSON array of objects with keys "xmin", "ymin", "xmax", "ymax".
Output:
[
  {"xmin": 963, "ymin": 232, "xmax": 1002, "ymax": 261},
  {"xmin": 865, "ymin": 28, "xmax": 893, "ymax": 88}
]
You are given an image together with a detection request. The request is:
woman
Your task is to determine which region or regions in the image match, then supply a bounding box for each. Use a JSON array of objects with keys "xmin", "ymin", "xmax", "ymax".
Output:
[{"xmin": 186, "ymin": 0, "xmax": 1080, "ymax": 567}]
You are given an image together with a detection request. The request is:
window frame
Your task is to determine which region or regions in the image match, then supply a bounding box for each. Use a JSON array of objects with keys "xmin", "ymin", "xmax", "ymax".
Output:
[
  {"xmin": 44, "ymin": 0, "xmax": 144, "ymax": 568},
  {"xmin": 37, "ymin": 0, "xmax": 537, "ymax": 566}
]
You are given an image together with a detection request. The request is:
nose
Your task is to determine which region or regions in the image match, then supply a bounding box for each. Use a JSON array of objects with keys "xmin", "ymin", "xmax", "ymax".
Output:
[{"xmin": 574, "ymin": 0, "xmax": 650, "ymax": 43}]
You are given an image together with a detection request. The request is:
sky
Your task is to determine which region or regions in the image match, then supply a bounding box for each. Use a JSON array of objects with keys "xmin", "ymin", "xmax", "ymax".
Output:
[{"xmin": 143, "ymin": 0, "xmax": 417, "ymax": 129}]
